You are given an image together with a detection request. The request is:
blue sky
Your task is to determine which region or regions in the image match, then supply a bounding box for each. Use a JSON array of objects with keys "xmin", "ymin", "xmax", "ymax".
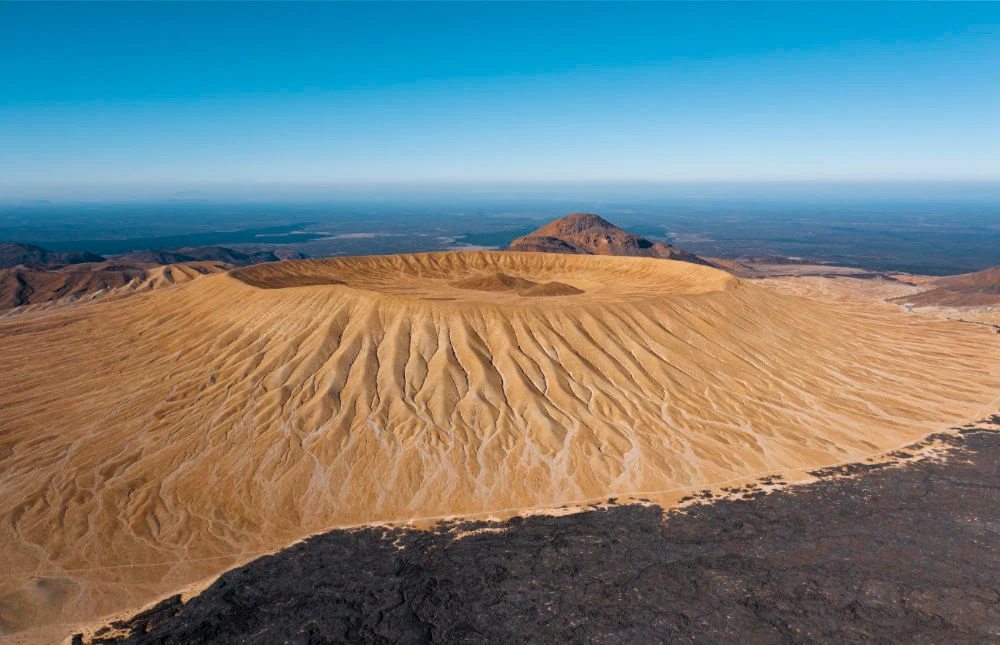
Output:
[{"xmin": 2, "ymin": 2, "xmax": 999, "ymax": 197}]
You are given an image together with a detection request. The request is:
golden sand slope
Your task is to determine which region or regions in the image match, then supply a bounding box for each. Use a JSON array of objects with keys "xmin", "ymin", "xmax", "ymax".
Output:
[{"xmin": 2, "ymin": 251, "xmax": 1000, "ymax": 641}]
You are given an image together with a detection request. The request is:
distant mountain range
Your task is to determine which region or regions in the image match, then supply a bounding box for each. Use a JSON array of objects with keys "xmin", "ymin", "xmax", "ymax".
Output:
[
  {"xmin": 0, "ymin": 242, "xmax": 305, "ymax": 270},
  {"xmin": 0, "ymin": 242, "xmax": 104, "ymax": 269},
  {"xmin": 116, "ymin": 246, "xmax": 306, "ymax": 266}
]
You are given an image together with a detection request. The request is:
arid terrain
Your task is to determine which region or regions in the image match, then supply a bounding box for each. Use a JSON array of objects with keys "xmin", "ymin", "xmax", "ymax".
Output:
[
  {"xmin": 892, "ymin": 265, "xmax": 1000, "ymax": 308},
  {"xmin": 0, "ymin": 261, "xmax": 229, "ymax": 312},
  {"xmin": 2, "ymin": 244, "xmax": 1000, "ymax": 643},
  {"xmin": 0, "ymin": 243, "xmax": 105, "ymax": 269},
  {"xmin": 77, "ymin": 416, "xmax": 1000, "ymax": 644},
  {"xmin": 5, "ymin": 0, "xmax": 1000, "ymax": 640},
  {"xmin": 0, "ymin": 244, "xmax": 306, "ymax": 314}
]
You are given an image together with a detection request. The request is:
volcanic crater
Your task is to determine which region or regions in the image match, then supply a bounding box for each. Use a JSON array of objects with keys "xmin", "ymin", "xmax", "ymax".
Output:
[
  {"xmin": 2, "ymin": 251, "xmax": 1000, "ymax": 642},
  {"xmin": 231, "ymin": 251, "xmax": 734, "ymax": 305}
]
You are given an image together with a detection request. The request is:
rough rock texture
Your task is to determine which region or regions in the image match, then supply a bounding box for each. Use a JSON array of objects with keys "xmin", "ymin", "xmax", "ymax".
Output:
[
  {"xmin": 82, "ymin": 418, "xmax": 1000, "ymax": 644},
  {"xmin": 0, "ymin": 242, "xmax": 104, "ymax": 269},
  {"xmin": 507, "ymin": 213, "xmax": 715, "ymax": 266}
]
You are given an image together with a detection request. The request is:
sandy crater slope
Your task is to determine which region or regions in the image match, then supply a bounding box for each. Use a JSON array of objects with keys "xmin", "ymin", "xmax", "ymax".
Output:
[{"xmin": 2, "ymin": 251, "xmax": 1000, "ymax": 641}]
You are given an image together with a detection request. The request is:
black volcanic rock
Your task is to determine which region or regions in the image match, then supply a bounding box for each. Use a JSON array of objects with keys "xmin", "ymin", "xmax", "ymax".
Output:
[
  {"xmin": 0, "ymin": 242, "xmax": 105, "ymax": 269},
  {"xmin": 82, "ymin": 417, "xmax": 1000, "ymax": 644}
]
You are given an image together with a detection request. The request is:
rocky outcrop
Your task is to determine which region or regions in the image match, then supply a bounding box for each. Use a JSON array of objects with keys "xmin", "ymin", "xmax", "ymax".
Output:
[{"xmin": 507, "ymin": 213, "xmax": 715, "ymax": 266}]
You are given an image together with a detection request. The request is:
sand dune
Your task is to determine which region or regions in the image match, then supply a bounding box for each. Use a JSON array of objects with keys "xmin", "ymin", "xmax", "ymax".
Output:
[{"xmin": 2, "ymin": 251, "xmax": 1000, "ymax": 641}]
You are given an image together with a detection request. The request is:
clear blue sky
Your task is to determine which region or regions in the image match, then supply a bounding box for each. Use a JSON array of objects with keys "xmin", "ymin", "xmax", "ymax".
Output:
[{"xmin": 2, "ymin": 1, "xmax": 998, "ymax": 198}]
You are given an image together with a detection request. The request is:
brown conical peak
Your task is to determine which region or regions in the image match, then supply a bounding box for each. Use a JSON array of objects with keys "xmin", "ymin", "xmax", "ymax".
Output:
[
  {"xmin": 508, "ymin": 213, "xmax": 717, "ymax": 267},
  {"xmin": 533, "ymin": 213, "xmax": 620, "ymax": 236}
]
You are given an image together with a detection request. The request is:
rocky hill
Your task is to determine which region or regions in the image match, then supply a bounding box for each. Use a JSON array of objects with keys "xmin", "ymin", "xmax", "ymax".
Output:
[
  {"xmin": 894, "ymin": 265, "xmax": 1000, "ymax": 308},
  {"xmin": 507, "ymin": 213, "xmax": 715, "ymax": 266},
  {"xmin": 0, "ymin": 261, "xmax": 228, "ymax": 311},
  {"xmin": 0, "ymin": 242, "xmax": 105, "ymax": 269},
  {"xmin": 0, "ymin": 244, "xmax": 306, "ymax": 311}
]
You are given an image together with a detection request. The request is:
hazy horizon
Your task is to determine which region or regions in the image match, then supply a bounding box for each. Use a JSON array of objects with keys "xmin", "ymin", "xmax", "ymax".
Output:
[{"xmin": 5, "ymin": 179, "xmax": 1000, "ymax": 205}]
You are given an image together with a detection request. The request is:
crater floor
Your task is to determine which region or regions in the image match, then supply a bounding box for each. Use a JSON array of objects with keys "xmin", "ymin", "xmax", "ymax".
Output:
[{"xmin": 230, "ymin": 251, "xmax": 737, "ymax": 305}]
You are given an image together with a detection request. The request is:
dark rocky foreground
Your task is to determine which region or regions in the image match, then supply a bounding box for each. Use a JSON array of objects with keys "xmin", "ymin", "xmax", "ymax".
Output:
[{"xmin": 82, "ymin": 417, "xmax": 1000, "ymax": 644}]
